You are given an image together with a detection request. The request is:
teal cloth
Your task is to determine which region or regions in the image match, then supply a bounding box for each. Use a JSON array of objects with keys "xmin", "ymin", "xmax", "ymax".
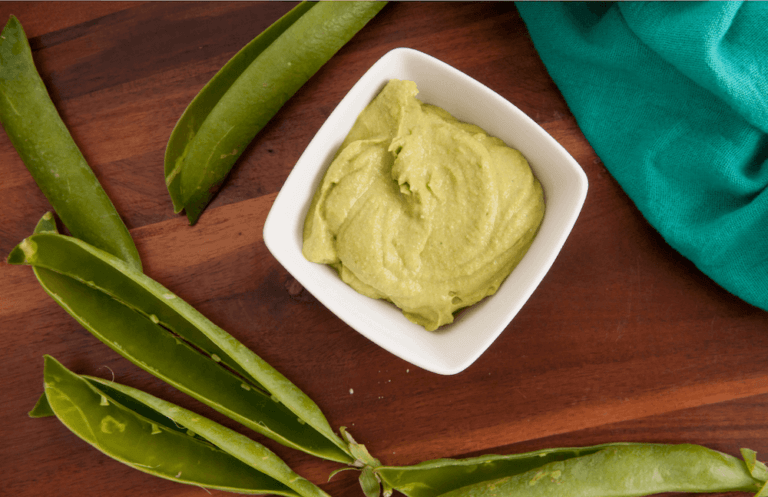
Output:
[{"xmin": 517, "ymin": 2, "xmax": 768, "ymax": 311}]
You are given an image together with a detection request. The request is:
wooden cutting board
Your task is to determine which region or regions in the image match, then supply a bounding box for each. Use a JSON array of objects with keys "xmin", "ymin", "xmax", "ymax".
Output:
[{"xmin": 2, "ymin": 3, "xmax": 767, "ymax": 496}]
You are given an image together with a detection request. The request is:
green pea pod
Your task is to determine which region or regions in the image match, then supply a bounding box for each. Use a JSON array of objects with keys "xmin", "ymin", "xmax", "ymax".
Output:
[
  {"xmin": 8, "ymin": 226, "xmax": 353, "ymax": 464},
  {"xmin": 164, "ymin": 1, "xmax": 386, "ymax": 224},
  {"xmin": 0, "ymin": 16, "xmax": 141, "ymax": 272},
  {"xmin": 376, "ymin": 444, "xmax": 629, "ymax": 497},
  {"xmin": 41, "ymin": 355, "xmax": 327, "ymax": 497},
  {"xmin": 379, "ymin": 444, "xmax": 766, "ymax": 497},
  {"xmin": 164, "ymin": 0, "xmax": 312, "ymax": 213}
]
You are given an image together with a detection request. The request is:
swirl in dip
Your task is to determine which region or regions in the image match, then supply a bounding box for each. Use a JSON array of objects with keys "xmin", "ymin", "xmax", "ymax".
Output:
[{"xmin": 303, "ymin": 80, "xmax": 545, "ymax": 331}]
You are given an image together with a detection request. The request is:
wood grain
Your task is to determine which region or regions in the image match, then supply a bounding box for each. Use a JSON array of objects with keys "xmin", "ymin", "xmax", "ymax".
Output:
[{"xmin": 2, "ymin": 3, "xmax": 767, "ymax": 497}]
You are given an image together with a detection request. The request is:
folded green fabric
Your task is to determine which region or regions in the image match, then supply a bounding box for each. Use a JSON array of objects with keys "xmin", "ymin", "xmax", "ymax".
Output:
[{"xmin": 517, "ymin": 1, "xmax": 768, "ymax": 311}]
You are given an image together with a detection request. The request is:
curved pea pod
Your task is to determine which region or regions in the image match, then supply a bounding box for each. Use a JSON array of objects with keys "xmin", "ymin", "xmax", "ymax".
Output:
[
  {"xmin": 40, "ymin": 355, "xmax": 328, "ymax": 497},
  {"xmin": 164, "ymin": 0, "xmax": 311, "ymax": 215},
  {"xmin": 8, "ymin": 226, "xmax": 353, "ymax": 464},
  {"xmin": 0, "ymin": 16, "xmax": 141, "ymax": 272},
  {"xmin": 164, "ymin": 1, "xmax": 387, "ymax": 224},
  {"xmin": 388, "ymin": 444, "xmax": 767, "ymax": 497}
]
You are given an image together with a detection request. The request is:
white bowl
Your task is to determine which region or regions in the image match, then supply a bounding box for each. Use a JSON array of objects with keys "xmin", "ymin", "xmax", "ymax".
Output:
[{"xmin": 263, "ymin": 48, "xmax": 587, "ymax": 375}]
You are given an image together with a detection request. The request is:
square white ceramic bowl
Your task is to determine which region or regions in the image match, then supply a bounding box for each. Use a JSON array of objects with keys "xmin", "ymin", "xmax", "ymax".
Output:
[{"xmin": 263, "ymin": 48, "xmax": 587, "ymax": 375}]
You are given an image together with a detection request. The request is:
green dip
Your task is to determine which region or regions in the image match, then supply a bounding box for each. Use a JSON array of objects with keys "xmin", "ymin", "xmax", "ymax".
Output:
[{"xmin": 303, "ymin": 80, "xmax": 545, "ymax": 331}]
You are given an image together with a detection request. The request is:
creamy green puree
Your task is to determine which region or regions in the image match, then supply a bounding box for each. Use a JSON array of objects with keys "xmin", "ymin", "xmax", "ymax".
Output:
[{"xmin": 302, "ymin": 80, "xmax": 545, "ymax": 331}]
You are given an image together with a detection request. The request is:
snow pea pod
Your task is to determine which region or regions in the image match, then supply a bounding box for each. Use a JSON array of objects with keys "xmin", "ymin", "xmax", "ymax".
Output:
[
  {"xmin": 8, "ymin": 225, "xmax": 352, "ymax": 464},
  {"xmin": 39, "ymin": 355, "xmax": 327, "ymax": 497},
  {"xmin": 376, "ymin": 444, "xmax": 630, "ymax": 497},
  {"xmin": 427, "ymin": 444, "xmax": 766, "ymax": 497},
  {"xmin": 0, "ymin": 16, "xmax": 141, "ymax": 272},
  {"xmin": 165, "ymin": 1, "xmax": 386, "ymax": 224},
  {"xmin": 164, "ymin": 0, "xmax": 312, "ymax": 214}
]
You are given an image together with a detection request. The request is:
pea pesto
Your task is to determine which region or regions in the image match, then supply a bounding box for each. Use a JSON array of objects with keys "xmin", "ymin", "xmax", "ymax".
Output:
[{"xmin": 303, "ymin": 80, "xmax": 545, "ymax": 331}]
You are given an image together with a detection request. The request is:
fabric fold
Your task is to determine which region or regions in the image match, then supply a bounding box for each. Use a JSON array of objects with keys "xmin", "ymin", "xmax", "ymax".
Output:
[{"xmin": 517, "ymin": 1, "xmax": 768, "ymax": 311}]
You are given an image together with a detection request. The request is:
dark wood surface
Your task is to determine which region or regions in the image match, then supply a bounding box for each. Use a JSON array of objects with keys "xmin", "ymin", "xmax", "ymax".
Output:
[{"xmin": 2, "ymin": 3, "xmax": 768, "ymax": 496}]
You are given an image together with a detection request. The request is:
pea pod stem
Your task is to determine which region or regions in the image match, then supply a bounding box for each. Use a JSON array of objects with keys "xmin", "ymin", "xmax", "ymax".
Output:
[
  {"xmin": 0, "ymin": 15, "xmax": 142, "ymax": 271},
  {"xmin": 165, "ymin": 1, "xmax": 386, "ymax": 224},
  {"xmin": 40, "ymin": 355, "xmax": 328, "ymax": 497},
  {"xmin": 9, "ymin": 221, "xmax": 353, "ymax": 464}
]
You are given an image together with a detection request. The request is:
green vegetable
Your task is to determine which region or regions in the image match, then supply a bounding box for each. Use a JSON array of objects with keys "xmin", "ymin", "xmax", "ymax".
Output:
[
  {"xmin": 376, "ymin": 444, "xmax": 621, "ymax": 497},
  {"xmin": 165, "ymin": 1, "xmax": 386, "ymax": 224},
  {"xmin": 376, "ymin": 444, "xmax": 768, "ymax": 497},
  {"xmin": 16, "ymin": 217, "xmax": 766, "ymax": 497},
  {"xmin": 8, "ymin": 220, "xmax": 353, "ymax": 464},
  {"xmin": 13, "ymin": 233, "xmax": 768, "ymax": 497},
  {"xmin": 38, "ymin": 355, "xmax": 328, "ymax": 497},
  {"xmin": 0, "ymin": 15, "xmax": 141, "ymax": 272}
]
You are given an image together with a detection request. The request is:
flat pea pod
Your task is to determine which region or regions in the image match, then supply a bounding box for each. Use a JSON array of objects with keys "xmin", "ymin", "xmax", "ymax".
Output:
[
  {"xmin": 376, "ymin": 444, "xmax": 630, "ymax": 497},
  {"xmin": 165, "ymin": 1, "xmax": 387, "ymax": 224},
  {"xmin": 38, "ymin": 355, "xmax": 328, "ymax": 497},
  {"xmin": 423, "ymin": 444, "xmax": 767, "ymax": 497},
  {"xmin": 0, "ymin": 16, "xmax": 141, "ymax": 272},
  {"xmin": 8, "ymin": 221, "xmax": 353, "ymax": 464}
]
